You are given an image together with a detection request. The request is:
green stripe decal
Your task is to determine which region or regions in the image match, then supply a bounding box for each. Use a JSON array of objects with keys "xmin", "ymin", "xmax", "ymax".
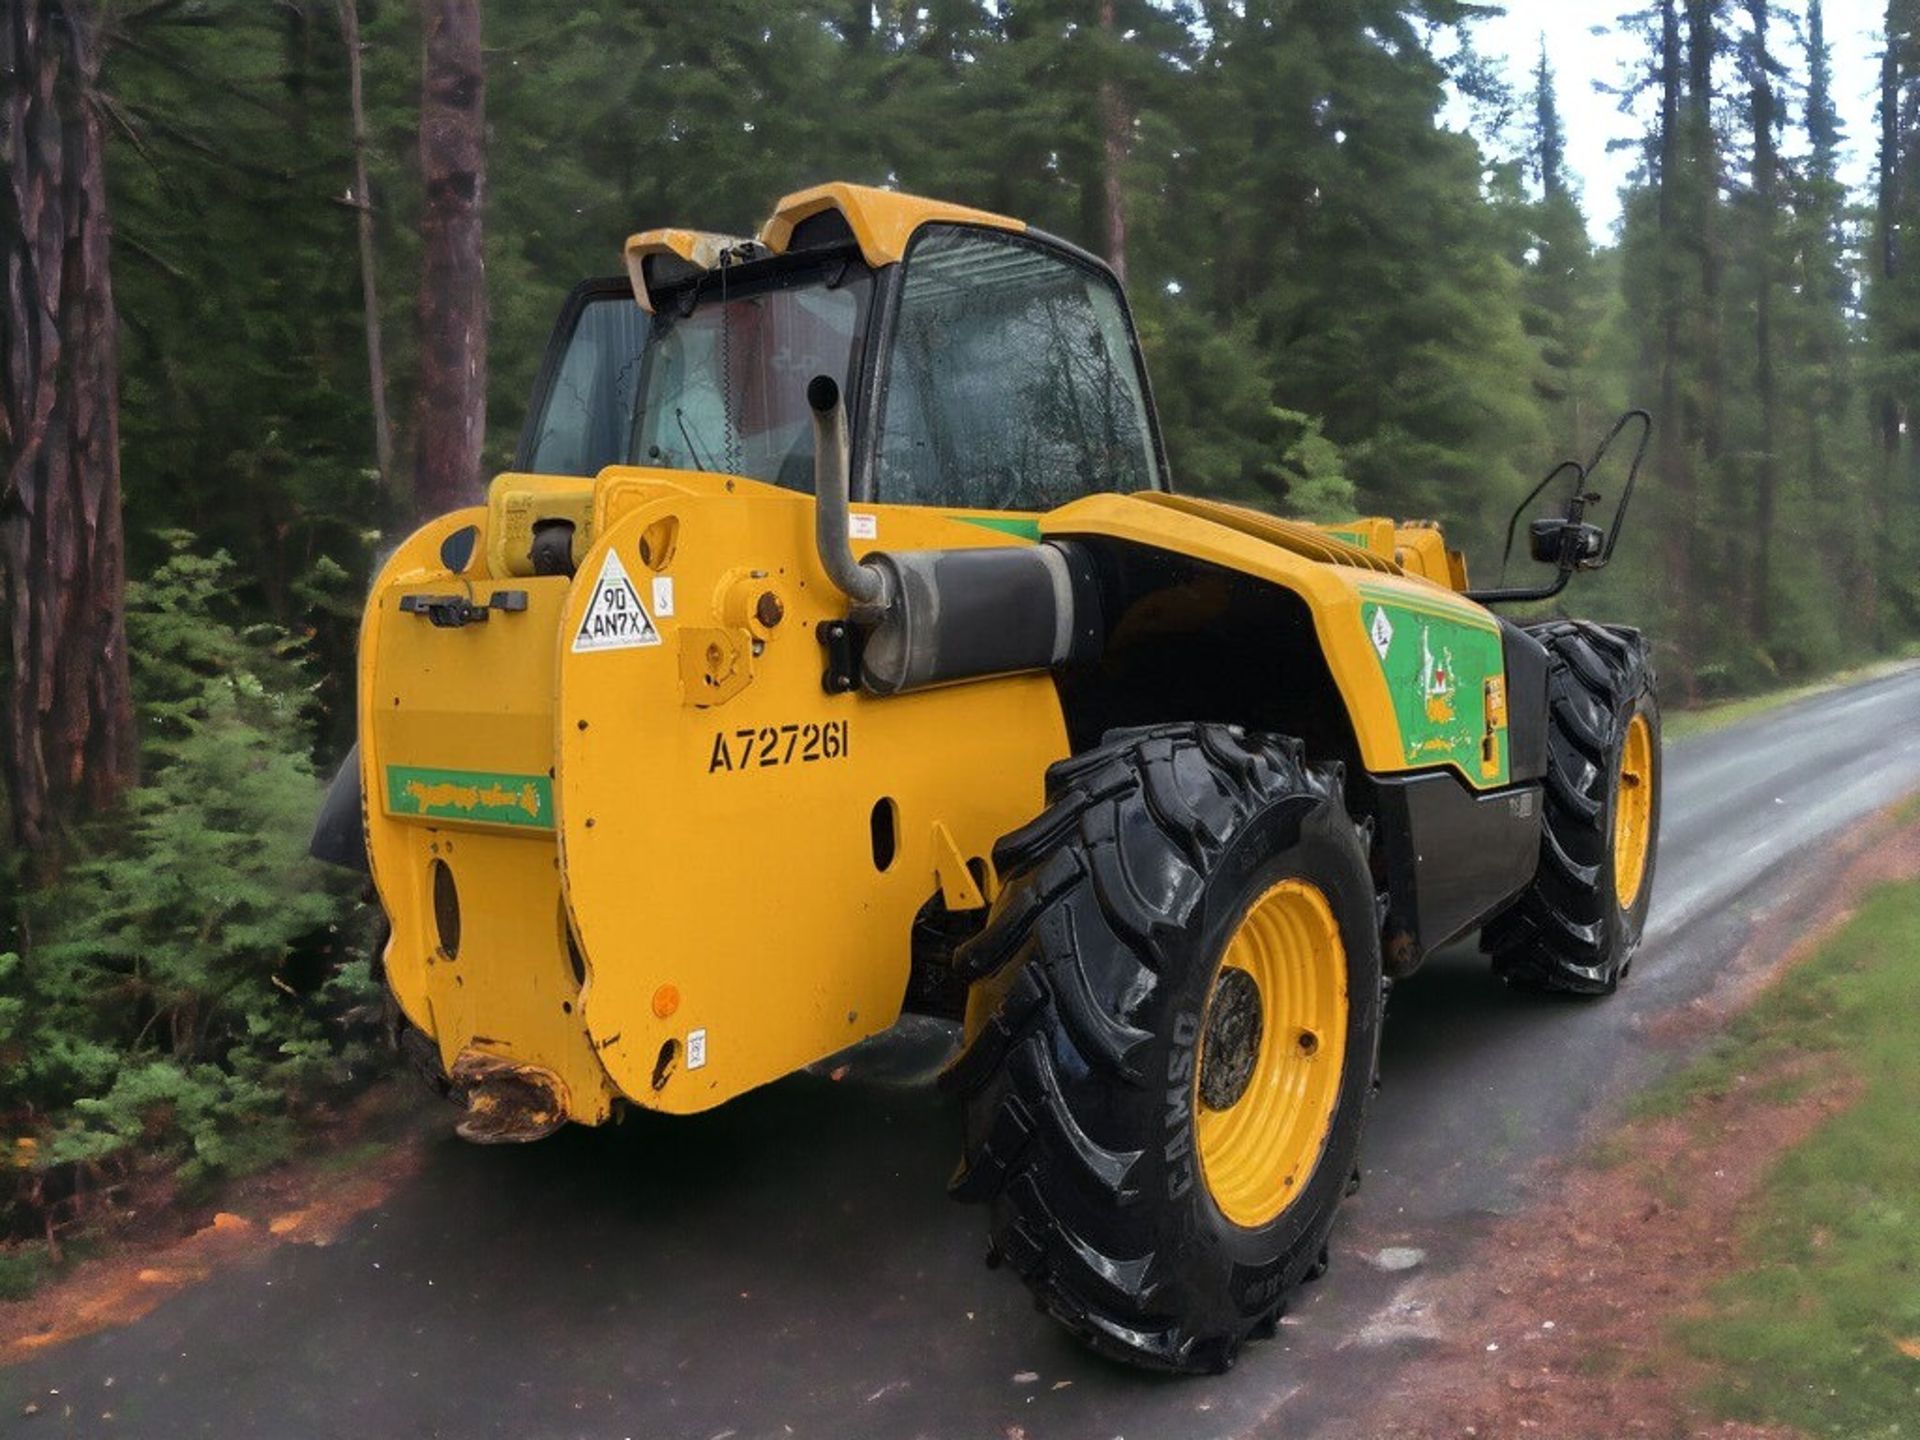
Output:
[
  {"xmin": 948, "ymin": 514, "xmax": 1043, "ymax": 541},
  {"xmin": 385, "ymin": 765, "xmax": 554, "ymax": 829},
  {"xmin": 1356, "ymin": 582, "xmax": 1498, "ymax": 634}
]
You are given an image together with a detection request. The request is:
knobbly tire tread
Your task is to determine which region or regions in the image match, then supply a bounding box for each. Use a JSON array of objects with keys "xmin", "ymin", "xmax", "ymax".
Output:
[
  {"xmin": 1483, "ymin": 621, "xmax": 1660, "ymax": 994},
  {"xmin": 944, "ymin": 723, "xmax": 1383, "ymax": 1374}
]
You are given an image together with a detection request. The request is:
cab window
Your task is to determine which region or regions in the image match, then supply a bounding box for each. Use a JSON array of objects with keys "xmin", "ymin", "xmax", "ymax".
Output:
[
  {"xmin": 521, "ymin": 285, "xmax": 650, "ymax": 477},
  {"xmin": 872, "ymin": 226, "xmax": 1160, "ymax": 509}
]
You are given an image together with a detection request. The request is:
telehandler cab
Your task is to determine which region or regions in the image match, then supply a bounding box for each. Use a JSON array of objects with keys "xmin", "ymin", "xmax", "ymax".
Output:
[{"xmin": 312, "ymin": 183, "xmax": 1661, "ymax": 1373}]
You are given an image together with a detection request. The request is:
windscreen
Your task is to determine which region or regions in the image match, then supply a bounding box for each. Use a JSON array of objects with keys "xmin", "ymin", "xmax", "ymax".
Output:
[{"xmin": 634, "ymin": 261, "xmax": 871, "ymax": 492}]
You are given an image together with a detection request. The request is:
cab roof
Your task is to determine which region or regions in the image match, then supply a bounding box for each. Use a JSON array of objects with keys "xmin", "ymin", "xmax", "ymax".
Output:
[{"xmin": 623, "ymin": 182, "xmax": 1025, "ymax": 312}]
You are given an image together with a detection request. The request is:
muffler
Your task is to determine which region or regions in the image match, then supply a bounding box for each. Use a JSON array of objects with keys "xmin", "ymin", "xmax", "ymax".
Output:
[{"xmin": 806, "ymin": 375, "xmax": 1102, "ymax": 695}]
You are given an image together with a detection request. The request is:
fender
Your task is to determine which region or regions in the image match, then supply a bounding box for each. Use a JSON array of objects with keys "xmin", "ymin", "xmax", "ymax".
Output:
[{"xmin": 1042, "ymin": 492, "xmax": 1516, "ymax": 792}]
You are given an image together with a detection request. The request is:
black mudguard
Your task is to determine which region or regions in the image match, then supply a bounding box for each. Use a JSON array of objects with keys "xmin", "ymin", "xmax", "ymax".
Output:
[
  {"xmin": 310, "ymin": 742, "xmax": 370, "ymax": 873},
  {"xmin": 1371, "ymin": 769, "xmax": 1543, "ymax": 976}
]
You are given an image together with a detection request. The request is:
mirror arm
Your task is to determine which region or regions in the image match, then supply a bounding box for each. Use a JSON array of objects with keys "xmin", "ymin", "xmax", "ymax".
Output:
[{"xmin": 1493, "ymin": 459, "xmax": 1585, "ymax": 589}]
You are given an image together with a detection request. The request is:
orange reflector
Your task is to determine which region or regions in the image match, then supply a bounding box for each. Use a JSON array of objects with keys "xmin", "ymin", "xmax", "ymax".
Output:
[{"xmin": 652, "ymin": 985, "xmax": 680, "ymax": 1019}]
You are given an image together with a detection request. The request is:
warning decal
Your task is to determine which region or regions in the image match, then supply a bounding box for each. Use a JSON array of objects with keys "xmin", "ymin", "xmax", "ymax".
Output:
[
  {"xmin": 572, "ymin": 549, "xmax": 662, "ymax": 653},
  {"xmin": 1369, "ymin": 606, "xmax": 1394, "ymax": 660}
]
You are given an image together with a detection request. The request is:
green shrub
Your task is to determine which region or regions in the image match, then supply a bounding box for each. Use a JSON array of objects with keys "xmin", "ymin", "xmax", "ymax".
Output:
[
  {"xmin": 0, "ymin": 1243, "xmax": 51, "ymax": 1301},
  {"xmin": 1, "ymin": 537, "xmax": 377, "ymax": 1234}
]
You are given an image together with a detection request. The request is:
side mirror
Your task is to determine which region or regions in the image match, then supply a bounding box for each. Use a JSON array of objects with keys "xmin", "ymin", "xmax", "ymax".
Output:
[{"xmin": 1528, "ymin": 517, "xmax": 1605, "ymax": 569}]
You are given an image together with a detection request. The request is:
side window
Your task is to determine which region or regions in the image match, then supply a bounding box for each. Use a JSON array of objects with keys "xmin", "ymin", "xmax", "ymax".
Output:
[
  {"xmin": 873, "ymin": 227, "xmax": 1159, "ymax": 509},
  {"xmin": 523, "ymin": 291, "xmax": 651, "ymax": 477}
]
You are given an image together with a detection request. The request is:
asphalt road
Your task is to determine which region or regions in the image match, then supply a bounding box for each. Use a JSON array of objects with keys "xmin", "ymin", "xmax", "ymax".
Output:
[{"xmin": 10, "ymin": 665, "xmax": 1920, "ymax": 1440}]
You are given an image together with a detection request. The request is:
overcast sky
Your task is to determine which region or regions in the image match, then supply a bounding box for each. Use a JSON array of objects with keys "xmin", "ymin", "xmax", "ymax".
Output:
[{"xmin": 1451, "ymin": 1, "xmax": 1884, "ymax": 242}]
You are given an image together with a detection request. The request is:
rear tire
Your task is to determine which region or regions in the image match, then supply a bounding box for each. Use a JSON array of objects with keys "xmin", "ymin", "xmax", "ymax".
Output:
[
  {"xmin": 1483, "ymin": 622, "xmax": 1660, "ymax": 994},
  {"xmin": 943, "ymin": 724, "xmax": 1383, "ymax": 1373}
]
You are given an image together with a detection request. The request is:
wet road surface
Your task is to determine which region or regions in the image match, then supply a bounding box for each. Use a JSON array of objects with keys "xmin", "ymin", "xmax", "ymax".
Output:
[{"xmin": 8, "ymin": 665, "xmax": 1920, "ymax": 1440}]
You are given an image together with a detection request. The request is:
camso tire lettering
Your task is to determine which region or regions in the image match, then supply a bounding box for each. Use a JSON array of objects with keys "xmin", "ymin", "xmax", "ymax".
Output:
[{"xmin": 1165, "ymin": 1010, "xmax": 1200, "ymax": 1199}]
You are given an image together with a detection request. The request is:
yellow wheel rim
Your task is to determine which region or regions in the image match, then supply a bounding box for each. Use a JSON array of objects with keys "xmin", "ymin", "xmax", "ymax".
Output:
[
  {"xmin": 1193, "ymin": 879, "xmax": 1349, "ymax": 1230},
  {"xmin": 1613, "ymin": 712, "xmax": 1654, "ymax": 909}
]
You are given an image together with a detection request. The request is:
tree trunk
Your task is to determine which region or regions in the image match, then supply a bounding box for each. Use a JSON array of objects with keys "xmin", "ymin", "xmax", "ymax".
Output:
[
  {"xmin": 339, "ymin": 0, "xmax": 395, "ymax": 495},
  {"xmin": 1746, "ymin": 0, "xmax": 1778, "ymax": 643},
  {"xmin": 1096, "ymin": 0, "xmax": 1129, "ymax": 283},
  {"xmin": 0, "ymin": 0, "xmax": 136, "ymax": 864},
  {"xmin": 412, "ymin": 0, "xmax": 486, "ymax": 519},
  {"xmin": 1654, "ymin": 0, "xmax": 1695, "ymax": 695}
]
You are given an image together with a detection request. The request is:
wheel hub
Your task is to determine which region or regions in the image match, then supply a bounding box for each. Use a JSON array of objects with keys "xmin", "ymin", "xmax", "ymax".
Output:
[
  {"xmin": 1199, "ymin": 967, "xmax": 1263, "ymax": 1110},
  {"xmin": 1193, "ymin": 879, "xmax": 1349, "ymax": 1230}
]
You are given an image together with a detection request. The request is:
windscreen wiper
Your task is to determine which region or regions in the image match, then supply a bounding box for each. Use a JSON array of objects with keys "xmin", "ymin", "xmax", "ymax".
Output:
[{"xmin": 675, "ymin": 407, "xmax": 714, "ymax": 472}]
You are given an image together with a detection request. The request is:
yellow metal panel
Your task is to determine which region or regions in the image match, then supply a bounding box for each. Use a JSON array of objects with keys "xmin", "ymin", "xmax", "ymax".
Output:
[
  {"xmin": 1316, "ymin": 517, "xmax": 1398, "ymax": 559},
  {"xmin": 758, "ymin": 181, "xmax": 1026, "ymax": 268},
  {"xmin": 359, "ymin": 510, "xmax": 619, "ymax": 1125},
  {"xmin": 1135, "ymin": 492, "xmax": 1400, "ymax": 574},
  {"xmin": 554, "ymin": 473, "xmax": 1067, "ymax": 1113},
  {"xmin": 1392, "ymin": 522, "xmax": 1471, "ymax": 592}
]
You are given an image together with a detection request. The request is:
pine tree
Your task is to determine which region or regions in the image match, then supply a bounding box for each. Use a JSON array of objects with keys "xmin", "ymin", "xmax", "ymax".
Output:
[
  {"xmin": 1649, "ymin": 0, "xmax": 1699, "ymax": 685},
  {"xmin": 1684, "ymin": 0, "xmax": 1730, "ymax": 640},
  {"xmin": 1162, "ymin": 0, "xmax": 1543, "ymax": 545},
  {"xmin": 1792, "ymin": 0, "xmax": 1864, "ymax": 640},
  {"xmin": 1741, "ymin": 0, "xmax": 1782, "ymax": 640},
  {"xmin": 1522, "ymin": 40, "xmax": 1599, "ymax": 457}
]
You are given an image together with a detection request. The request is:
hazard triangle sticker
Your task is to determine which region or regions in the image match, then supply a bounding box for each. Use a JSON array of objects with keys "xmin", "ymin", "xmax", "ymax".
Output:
[{"xmin": 571, "ymin": 549, "xmax": 661, "ymax": 653}]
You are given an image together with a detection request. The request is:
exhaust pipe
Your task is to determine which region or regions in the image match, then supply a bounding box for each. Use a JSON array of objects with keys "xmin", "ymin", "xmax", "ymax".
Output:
[{"xmin": 807, "ymin": 375, "xmax": 891, "ymax": 616}]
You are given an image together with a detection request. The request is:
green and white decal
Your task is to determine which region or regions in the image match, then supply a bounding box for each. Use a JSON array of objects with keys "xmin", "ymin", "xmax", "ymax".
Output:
[
  {"xmin": 1357, "ymin": 585, "xmax": 1507, "ymax": 787},
  {"xmin": 385, "ymin": 764, "xmax": 556, "ymax": 830}
]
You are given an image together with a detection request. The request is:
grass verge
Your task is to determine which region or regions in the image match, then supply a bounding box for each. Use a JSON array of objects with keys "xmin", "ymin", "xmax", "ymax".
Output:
[
  {"xmin": 1663, "ymin": 651, "xmax": 1920, "ymax": 741},
  {"xmin": 1665, "ymin": 877, "xmax": 1920, "ymax": 1434}
]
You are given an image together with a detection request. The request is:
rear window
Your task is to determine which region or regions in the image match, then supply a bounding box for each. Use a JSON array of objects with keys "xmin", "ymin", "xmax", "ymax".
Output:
[{"xmin": 523, "ymin": 291, "xmax": 650, "ymax": 478}]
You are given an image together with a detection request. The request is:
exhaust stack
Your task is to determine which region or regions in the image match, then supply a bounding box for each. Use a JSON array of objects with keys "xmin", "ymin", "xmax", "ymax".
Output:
[{"xmin": 807, "ymin": 375, "xmax": 890, "ymax": 616}]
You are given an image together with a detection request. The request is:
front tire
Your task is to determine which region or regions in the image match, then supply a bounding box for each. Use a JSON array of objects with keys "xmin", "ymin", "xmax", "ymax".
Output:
[
  {"xmin": 943, "ymin": 724, "xmax": 1383, "ymax": 1373},
  {"xmin": 1483, "ymin": 622, "xmax": 1661, "ymax": 994}
]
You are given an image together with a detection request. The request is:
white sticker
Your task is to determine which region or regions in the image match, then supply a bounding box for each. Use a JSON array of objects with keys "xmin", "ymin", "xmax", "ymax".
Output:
[
  {"xmin": 686, "ymin": 1028, "xmax": 707, "ymax": 1070},
  {"xmin": 849, "ymin": 512, "xmax": 878, "ymax": 540},
  {"xmin": 1369, "ymin": 606, "xmax": 1394, "ymax": 660},
  {"xmin": 651, "ymin": 575, "xmax": 675, "ymax": 618},
  {"xmin": 572, "ymin": 549, "xmax": 661, "ymax": 653}
]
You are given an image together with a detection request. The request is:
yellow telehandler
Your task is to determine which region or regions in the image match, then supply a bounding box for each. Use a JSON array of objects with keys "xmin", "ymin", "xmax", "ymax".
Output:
[{"xmin": 312, "ymin": 182, "xmax": 1660, "ymax": 1372}]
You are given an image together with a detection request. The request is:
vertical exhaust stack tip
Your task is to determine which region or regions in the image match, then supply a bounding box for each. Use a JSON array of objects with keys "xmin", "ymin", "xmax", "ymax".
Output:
[{"xmin": 808, "ymin": 375, "xmax": 890, "ymax": 615}]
